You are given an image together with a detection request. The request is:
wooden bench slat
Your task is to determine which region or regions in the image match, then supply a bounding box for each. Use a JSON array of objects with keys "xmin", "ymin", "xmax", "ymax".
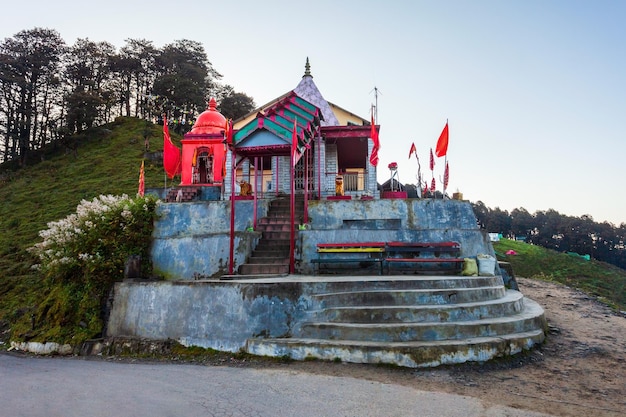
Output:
[
  {"xmin": 385, "ymin": 258, "xmax": 465, "ymax": 263},
  {"xmin": 317, "ymin": 242, "xmax": 385, "ymax": 248},
  {"xmin": 318, "ymin": 248, "xmax": 385, "ymax": 253},
  {"xmin": 386, "ymin": 241, "xmax": 459, "ymax": 248}
]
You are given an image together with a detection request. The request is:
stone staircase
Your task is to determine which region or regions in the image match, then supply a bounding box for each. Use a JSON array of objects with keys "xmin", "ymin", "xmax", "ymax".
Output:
[
  {"xmin": 236, "ymin": 196, "xmax": 304, "ymax": 276},
  {"xmin": 165, "ymin": 186, "xmax": 201, "ymax": 202},
  {"xmin": 245, "ymin": 275, "xmax": 547, "ymax": 367}
]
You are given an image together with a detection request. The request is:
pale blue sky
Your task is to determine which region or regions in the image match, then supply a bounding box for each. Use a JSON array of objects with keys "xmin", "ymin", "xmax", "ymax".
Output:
[{"xmin": 5, "ymin": 0, "xmax": 626, "ymax": 225}]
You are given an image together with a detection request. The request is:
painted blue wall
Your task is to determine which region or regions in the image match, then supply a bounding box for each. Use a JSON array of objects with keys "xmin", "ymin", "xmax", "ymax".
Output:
[
  {"xmin": 151, "ymin": 200, "xmax": 269, "ymax": 279},
  {"xmin": 298, "ymin": 199, "xmax": 491, "ymax": 274},
  {"xmin": 107, "ymin": 281, "xmax": 313, "ymax": 352},
  {"xmin": 150, "ymin": 198, "xmax": 493, "ymax": 279}
]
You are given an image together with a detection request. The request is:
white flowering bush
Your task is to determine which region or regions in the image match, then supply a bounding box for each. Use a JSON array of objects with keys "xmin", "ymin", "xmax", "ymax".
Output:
[{"xmin": 27, "ymin": 194, "xmax": 158, "ymax": 343}]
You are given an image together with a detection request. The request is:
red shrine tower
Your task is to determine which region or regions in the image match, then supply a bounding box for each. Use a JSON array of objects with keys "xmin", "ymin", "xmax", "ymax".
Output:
[{"xmin": 180, "ymin": 98, "xmax": 227, "ymax": 186}]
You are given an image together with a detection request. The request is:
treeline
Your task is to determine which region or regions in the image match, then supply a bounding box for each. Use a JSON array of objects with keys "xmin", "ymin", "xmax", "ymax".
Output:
[
  {"xmin": 472, "ymin": 201, "xmax": 626, "ymax": 270},
  {"xmin": 0, "ymin": 28, "xmax": 256, "ymax": 166}
]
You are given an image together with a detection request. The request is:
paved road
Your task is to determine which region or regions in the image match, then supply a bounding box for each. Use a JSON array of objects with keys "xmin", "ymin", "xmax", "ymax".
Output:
[{"xmin": 0, "ymin": 353, "xmax": 554, "ymax": 417}]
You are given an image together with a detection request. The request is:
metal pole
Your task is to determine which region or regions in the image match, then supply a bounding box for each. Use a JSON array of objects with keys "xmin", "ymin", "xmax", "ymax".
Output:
[
  {"xmin": 228, "ymin": 149, "xmax": 236, "ymax": 275},
  {"xmin": 289, "ymin": 152, "xmax": 295, "ymax": 274}
]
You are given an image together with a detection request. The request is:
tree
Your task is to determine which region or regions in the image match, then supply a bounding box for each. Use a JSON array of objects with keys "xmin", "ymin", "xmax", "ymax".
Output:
[
  {"xmin": 510, "ymin": 207, "xmax": 534, "ymax": 240},
  {"xmin": 64, "ymin": 39, "xmax": 115, "ymax": 133},
  {"xmin": 153, "ymin": 39, "xmax": 221, "ymax": 126},
  {"xmin": 0, "ymin": 28, "xmax": 65, "ymax": 165},
  {"xmin": 218, "ymin": 89, "xmax": 256, "ymax": 120}
]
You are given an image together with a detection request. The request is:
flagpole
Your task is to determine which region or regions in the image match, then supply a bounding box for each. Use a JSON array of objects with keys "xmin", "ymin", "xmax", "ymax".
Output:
[{"xmin": 444, "ymin": 118, "xmax": 448, "ymax": 198}]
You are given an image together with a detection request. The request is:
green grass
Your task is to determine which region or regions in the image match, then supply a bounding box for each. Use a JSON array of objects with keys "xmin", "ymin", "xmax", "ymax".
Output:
[
  {"xmin": 0, "ymin": 117, "xmax": 181, "ymax": 343},
  {"xmin": 494, "ymin": 239, "xmax": 626, "ymax": 310}
]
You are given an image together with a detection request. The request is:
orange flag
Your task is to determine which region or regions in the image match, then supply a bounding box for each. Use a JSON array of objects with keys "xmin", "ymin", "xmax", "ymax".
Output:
[
  {"xmin": 138, "ymin": 160, "xmax": 145, "ymax": 197},
  {"xmin": 435, "ymin": 121, "xmax": 449, "ymax": 157}
]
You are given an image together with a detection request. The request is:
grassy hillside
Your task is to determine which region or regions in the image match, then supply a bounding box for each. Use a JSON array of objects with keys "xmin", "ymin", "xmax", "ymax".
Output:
[
  {"xmin": 0, "ymin": 117, "xmax": 178, "ymax": 342},
  {"xmin": 494, "ymin": 239, "xmax": 626, "ymax": 310},
  {"xmin": 0, "ymin": 121, "xmax": 624, "ymax": 345}
]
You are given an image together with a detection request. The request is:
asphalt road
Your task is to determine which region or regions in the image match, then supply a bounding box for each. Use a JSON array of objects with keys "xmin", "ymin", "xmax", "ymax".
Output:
[{"xmin": 0, "ymin": 353, "xmax": 554, "ymax": 417}]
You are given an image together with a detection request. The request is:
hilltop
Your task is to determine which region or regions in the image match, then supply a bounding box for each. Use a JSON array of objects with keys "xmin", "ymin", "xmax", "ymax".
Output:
[{"xmin": 1, "ymin": 117, "xmax": 625, "ymax": 340}]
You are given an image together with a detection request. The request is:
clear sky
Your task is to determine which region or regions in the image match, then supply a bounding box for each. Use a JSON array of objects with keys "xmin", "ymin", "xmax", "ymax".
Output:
[{"xmin": 4, "ymin": 0, "xmax": 626, "ymax": 225}]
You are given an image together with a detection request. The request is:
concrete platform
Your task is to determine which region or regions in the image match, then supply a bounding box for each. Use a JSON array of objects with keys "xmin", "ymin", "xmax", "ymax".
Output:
[{"xmin": 107, "ymin": 273, "xmax": 547, "ymax": 368}]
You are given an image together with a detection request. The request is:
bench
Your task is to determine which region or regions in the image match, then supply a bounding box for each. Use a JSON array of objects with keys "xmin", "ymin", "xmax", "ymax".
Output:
[
  {"xmin": 312, "ymin": 242, "xmax": 386, "ymax": 275},
  {"xmin": 384, "ymin": 241, "xmax": 464, "ymax": 274}
]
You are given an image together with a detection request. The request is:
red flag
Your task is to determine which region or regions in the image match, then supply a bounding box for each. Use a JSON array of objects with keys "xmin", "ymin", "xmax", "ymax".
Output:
[
  {"xmin": 225, "ymin": 119, "xmax": 233, "ymax": 145},
  {"xmin": 163, "ymin": 117, "xmax": 181, "ymax": 179},
  {"xmin": 444, "ymin": 161, "xmax": 449, "ymax": 190},
  {"xmin": 431, "ymin": 177, "xmax": 436, "ymax": 192},
  {"xmin": 435, "ymin": 122, "xmax": 449, "ymax": 157},
  {"xmin": 429, "ymin": 148, "xmax": 434, "ymax": 171},
  {"xmin": 369, "ymin": 109, "xmax": 379, "ymax": 167},
  {"xmin": 409, "ymin": 142, "xmax": 417, "ymax": 159},
  {"xmin": 138, "ymin": 160, "xmax": 145, "ymax": 197},
  {"xmin": 291, "ymin": 119, "xmax": 298, "ymax": 166},
  {"xmin": 423, "ymin": 181, "xmax": 429, "ymax": 196}
]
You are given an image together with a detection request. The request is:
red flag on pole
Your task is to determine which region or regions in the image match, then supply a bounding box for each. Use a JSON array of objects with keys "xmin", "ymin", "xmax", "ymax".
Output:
[
  {"xmin": 431, "ymin": 177, "xmax": 436, "ymax": 192},
  {"xmin": 423, "ymin": 181, "xmax": 429, "ymax": 196},
  {"xmin": 429, "ymin": 148, "xmax": 435, "ymax": 171},
  {"xmin": 138, "ymin": 160, "xmax": 145, "ymax": 197},
  {"xmin": 409, "ymin": 142, "xmax": 417, "ymax": 159},
  {"xmin": 444, "ymin": 161, "xmax": 449, "ymax": 190},
  {"xmin": 225, "ymin": 119, "xmax": 233, "ymax": 145},
  {"xmin": 369, "ymin": 109, "xmax": 379, "ymax": 167},
  {"xmin": 163, "ymin": 117, "xmax": 181, "ymax": 179},
  {"xmin": 435, "ymin": 121, "xmax": 449, "ymax": 157},
  {"xmin": 291, "ymin": 119, "xmax": 298, "ymax": 166}
]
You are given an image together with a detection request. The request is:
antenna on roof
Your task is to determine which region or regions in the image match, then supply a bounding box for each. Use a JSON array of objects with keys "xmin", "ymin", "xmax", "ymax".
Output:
[{"xmin": 369, "ymin": 86, "xmax": 382, "ymax": 123}]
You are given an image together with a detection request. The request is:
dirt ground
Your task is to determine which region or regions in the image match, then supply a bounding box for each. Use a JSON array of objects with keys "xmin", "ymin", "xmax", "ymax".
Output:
[
  {"xmin": 269, "ymin": 277, "xmax": 625, "ymax": 417},
  {"xmin": 193, "ymin": 277, "xmax": 622, "ymax": 417}
]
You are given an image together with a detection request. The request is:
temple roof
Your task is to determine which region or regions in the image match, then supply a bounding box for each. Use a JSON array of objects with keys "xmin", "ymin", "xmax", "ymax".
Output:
[
  {"xmin": 294, "ymin": 58, "xmax": 339, "ymax": 126},
  {"xmin": 188, "ymin": 98, "xmax": 226, "ymax": 135},
  {"xmin": 233, "ymin": 91, "xmax": 322, "ymax": 156}
]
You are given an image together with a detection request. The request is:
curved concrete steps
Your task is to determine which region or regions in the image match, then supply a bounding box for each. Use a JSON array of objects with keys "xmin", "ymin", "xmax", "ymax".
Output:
[
  {"xmin": 299, "ymin": 297, "xmax": 544, "ymax": 342},
  {"xmin": 312, "ymin": 286, "xmax": 507, "ymax": 308},
  {"xmin": 244, "ymin": 276, "xmax": 546, "ymax": 367},
  {"xmin": 313, "ymin": 290, "xmax": 525, "ymax": 323},
  {"xmin": 246, "ymin": 328, "xmax": 546, "ymax": 368}
]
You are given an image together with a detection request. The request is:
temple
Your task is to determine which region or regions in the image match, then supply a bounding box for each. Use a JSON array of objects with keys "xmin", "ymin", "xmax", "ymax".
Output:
[
  {"xmin": 171, "ymin": 58, "xmax": 379, "ymax": 203},
  {"xmin": 119, "ymin": 59, "xmax": 547, "ymax": 368}
]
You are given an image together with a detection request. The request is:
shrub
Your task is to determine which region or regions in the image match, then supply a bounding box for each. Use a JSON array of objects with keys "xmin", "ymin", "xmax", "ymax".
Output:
[{"xmin": 24, "ymin": 194, "xmax": 158, "ymax": 343}]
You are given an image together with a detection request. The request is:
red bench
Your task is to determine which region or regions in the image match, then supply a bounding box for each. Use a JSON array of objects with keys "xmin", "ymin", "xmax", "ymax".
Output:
[{"xmin": 384, "ymin": 241, "xmax": 464, "ymax": 274}]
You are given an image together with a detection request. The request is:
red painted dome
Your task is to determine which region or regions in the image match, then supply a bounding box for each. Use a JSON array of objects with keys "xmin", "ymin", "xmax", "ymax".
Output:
[{"xmin": 189, "ymin": 97, "xmax": 226, "ymax": 135}]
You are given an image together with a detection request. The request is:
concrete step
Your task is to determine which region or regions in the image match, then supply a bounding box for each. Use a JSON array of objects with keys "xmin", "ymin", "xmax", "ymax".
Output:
[
  {"xmin": 245, "ymin": 328, "xmax": 546, "ymax": 368},
  {"xmin": 297, "ymin": 299, "xmax": 545, "ymax": 342},
  {"xmin": 256, "ymin": 224, "xmax": 292, "ymax": 232},
  {"xmin": 238, "ymin": 263, "xmax": 289, "ymax": 275},
  {"xmin": 220, "ymin": 273, "xmax": 289, "ymax": 281},
  {"xmin": 262, "ymin": 231, "xmax": 292, "ymax": 240},
  {"xmin": 258, "ymin": 215, "xmax": 300, "ymax": 222},
  {"xmin": 254, "ymin": 241, "xmax": 290, "ymax": 250},
  {"xmin": 304, "ymin": 276, "xmax": 504, "ymax": 293},
  {"xmin": 248, "ymin": 256, "xmax": 289, "ymax": 264},
  {"xmin": 312, "ymin": 286, "xmax": 507, "ymax": 308},
  {"xmin": 252, "ymin": 249, "xmax": 290, "ymax": 258},
  {"xmin": 313, "ymin": 290, "xmax": 524, "ymax": 323}
]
